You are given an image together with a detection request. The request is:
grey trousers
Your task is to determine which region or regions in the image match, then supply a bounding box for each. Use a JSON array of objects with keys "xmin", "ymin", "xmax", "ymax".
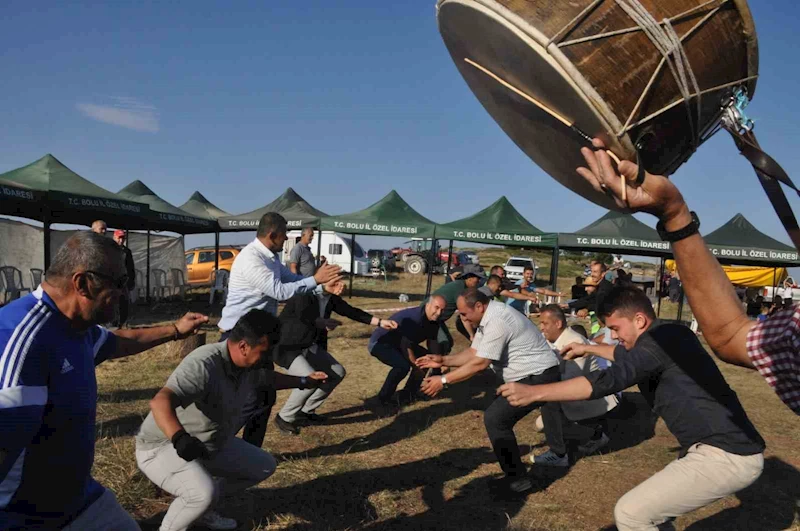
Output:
[
  {"xmin": 135, "ymin": 437, "xmax": 276, "ymax": 531},
  {"xmin": 63, "ymin": 488, "xmax": 140, "ymax": 531},
  {"xmin": 278, "ymin": 346, "xmax": 346, "ymax": 423}
]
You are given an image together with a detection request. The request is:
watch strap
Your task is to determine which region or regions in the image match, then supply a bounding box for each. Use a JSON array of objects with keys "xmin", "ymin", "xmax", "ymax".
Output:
[{"xmin": 657, "ymin": 211, "xmax": 700, "ymax": 242}]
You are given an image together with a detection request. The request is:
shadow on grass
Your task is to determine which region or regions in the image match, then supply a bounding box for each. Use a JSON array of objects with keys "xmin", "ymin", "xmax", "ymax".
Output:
[
  {"xmin": 684, "ymin": 456, "xmax": 800, "ymax": 530},
  {"xmin": 601, "ymin": 392, "xmax": 658, "ymax": 455},
  {"xmin": 275, "ymin": 375, "xmax": 495, "ymax": 460},
  {"xmin": 246, "ymin": 447, "xmax": 547, "ymax": 531},
  {"xmin": 96, "ymin": 413, "xmax": 145, "ymax": 439},
  {"xmin": 98, "ymin": 387, "xmax": 160, "ymax": 403}
]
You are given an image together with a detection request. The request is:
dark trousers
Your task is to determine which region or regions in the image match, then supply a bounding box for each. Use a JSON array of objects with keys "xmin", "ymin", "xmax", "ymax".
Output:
[
  {"xmin": 436, "ymin": 319, "xmax": 471, "ymax": 354},
  {"xmin": 222, "ymin": 330, "xmax": 276, "ymax": 448},
  {"xmin": 242, "ymin": 387, "xmax": 276, "ymax": 448},
  {"xmin": 370, "ymin": 342, "xmax": 427, "ymax": 401},
  {"xmin": 114, "ymin": 291, "xmax": 130, "ymax": 327},
  {"xmin": 484, "ymin": 366, "xmax": 564, "ymax": 478}
]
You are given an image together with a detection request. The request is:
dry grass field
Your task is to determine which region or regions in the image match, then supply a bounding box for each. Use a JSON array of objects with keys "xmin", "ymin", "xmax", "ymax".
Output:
[{"xmin": 92, "ymin": 251, "xmax": 796, "ymax": 530}]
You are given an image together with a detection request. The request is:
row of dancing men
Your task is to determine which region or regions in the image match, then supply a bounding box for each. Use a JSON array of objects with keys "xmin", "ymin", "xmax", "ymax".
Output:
[{"xmin": 2, "ymin": 142, "xmax": 797, "ymax": 530}]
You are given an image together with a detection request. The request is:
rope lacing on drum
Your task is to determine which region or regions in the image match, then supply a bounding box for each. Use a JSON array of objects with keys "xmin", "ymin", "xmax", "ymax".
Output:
[{"xmin": 614, "ymin": 0, "xmax": 702, "ymax": 150}]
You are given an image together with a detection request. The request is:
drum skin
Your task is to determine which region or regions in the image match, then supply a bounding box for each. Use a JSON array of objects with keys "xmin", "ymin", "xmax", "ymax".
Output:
[{"xmin": 437, "ymin": 0, "xmax": 758, "ymax": 210}]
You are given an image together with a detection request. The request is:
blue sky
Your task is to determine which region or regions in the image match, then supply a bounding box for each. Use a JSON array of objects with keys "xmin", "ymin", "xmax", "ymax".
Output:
[{"xmin": 2, "ymin": 1, "xmax": 799, "ymax": 260}]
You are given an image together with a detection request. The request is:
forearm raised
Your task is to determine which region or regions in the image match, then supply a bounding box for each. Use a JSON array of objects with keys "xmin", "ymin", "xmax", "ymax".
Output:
[{"xmin": 666, "ymin": 206, "xmax": 754, "ymax": 368}]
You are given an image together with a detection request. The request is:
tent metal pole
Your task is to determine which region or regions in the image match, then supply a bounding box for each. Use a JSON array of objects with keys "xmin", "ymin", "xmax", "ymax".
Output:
[
  {"xmin": 424, "ymin": 239, "xmax": 436, "ymax": 300},
  {"xmin": 214, "ymin": 231, "xmax": 220, "ymax": 277},
  {"xmin": 656, "ymin": 257, "xmax": 664, "ymax": 318},
  {"xmin": 349, "ymin": 234, "xmax": 355, "ymax": 299},
  {"xmin": 146, "ymin": 230, "xmax": 151, "ymax": 304},
  {"xmin": 316, "ymin": 224, "xmax": 323, "ymax": 267},
  {"xmin": 446, "ymin": 240, "xmax": 453, "ymax": 276},
  {"xmin": 43, "ymin": 208, "xmax": 51, "ymax": 271},
  {"xmin": 550, "ymin": 245, "xmax": 560, "ymax": 293}
]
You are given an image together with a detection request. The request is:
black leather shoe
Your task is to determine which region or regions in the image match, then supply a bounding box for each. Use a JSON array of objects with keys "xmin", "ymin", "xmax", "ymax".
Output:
[
  {"xmin": 275, "ymin": 415, "xmax": 300, "ymax": 435},
  {"xmin": 297, "ymin": 411, "xmax": 324, "ymax": 424}
]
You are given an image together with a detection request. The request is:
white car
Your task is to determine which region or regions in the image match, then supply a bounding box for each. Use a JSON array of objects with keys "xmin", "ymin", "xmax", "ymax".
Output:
[{"xmin": 504, "ymin": 256, "xmax": 536, "ymax": 281}]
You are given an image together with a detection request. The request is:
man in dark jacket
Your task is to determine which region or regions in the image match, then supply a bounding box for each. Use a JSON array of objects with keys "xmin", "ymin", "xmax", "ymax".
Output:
[
  {"xmin": 112, "ymin": 229, "xmax": 136, "ymax": 327},
  {"xmin": 273, "ymin": 292, "xmax": 398, "ymax": 434},
  {"xmin": 562, "ymin": 260, "xmax": 612, "ymax": 318}
]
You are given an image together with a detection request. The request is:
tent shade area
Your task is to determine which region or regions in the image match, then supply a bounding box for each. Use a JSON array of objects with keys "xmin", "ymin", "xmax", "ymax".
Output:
[
  {"xmin": 436, "ymin": 196, "xmax": 557, "ymax": 247},
  {"xmin": 0, "ymin": 178, "xmax": 42, "ymax": 218},
  {"xmin": 704, "ymin": 214, "xmax": 800, "ymax": 266},
  {"xmin": 558, "ymin": 211, "xmax": 672, "ymax": 256},
  {"xmin": 321, "ymin": 190, "xmax": 436, "ymax": 238},
  {"xmin": 118, "ymin": 181, "xmax": 216, "ymax": 234},
  {"xmin": 178, "ymin": 191, "xmax": 230, "ymax": 221},
  {"xmin": 219, "ymin": 188, "xmax": 328, "ymax": 231},
  {"xmin": 0, "ymin": 154, "xmax": 150, "ymax": 228}
]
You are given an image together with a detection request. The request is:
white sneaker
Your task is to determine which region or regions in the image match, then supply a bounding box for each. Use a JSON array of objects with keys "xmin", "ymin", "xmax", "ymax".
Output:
[
  {"xmin": 197, "ymin": 510, "xmax": 238, "ymax": 530},
  {"xmin": 531, "ymin": 449, "xmax": 569, "ymax": 467},
  {"xmin": 578, "ymin": 432, "xmax": 610, "ymax": 455}
]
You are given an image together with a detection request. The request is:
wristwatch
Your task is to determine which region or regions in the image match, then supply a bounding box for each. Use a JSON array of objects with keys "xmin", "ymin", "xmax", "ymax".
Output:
[
  {"xmin": 656, "ymin": 211, "xmax": 700, "ymax": 242},
  {"xmin": 299, "ymin": 376, "xmax": 308, "ymax": 388},
  {"xmin": 441, "ymin": 376, "xmax": 448, "ymax": 389}
]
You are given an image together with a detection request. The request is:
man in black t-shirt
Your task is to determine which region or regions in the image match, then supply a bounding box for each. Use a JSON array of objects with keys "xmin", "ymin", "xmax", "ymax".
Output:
[{"xmin": 499, "ymin": 286, "xmax": 764, "ymax": 531}]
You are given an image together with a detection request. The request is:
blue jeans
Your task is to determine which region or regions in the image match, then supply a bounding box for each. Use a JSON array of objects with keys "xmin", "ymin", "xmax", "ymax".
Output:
[{"xmin": 369, "ymin": 342, "xmax": 424, "ymax": 401}]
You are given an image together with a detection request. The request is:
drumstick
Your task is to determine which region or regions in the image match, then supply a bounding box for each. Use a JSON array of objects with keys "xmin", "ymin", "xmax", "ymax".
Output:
[{"xmin": 464, "ymin": 57, "xmax": 628, "ymax": 201}]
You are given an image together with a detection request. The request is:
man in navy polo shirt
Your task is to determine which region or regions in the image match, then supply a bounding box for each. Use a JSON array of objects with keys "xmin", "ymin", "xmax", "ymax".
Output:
[
  {"xmin": 0, "ymin": 232, "xmax": 207, "ymax": 530},
  {"xmin": 368, "ymin": 295, "xmax": 445, "ymax": 405}
]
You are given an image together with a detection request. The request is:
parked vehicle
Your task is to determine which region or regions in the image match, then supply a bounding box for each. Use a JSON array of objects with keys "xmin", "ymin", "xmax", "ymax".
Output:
[
  {"xmin": 284, "ymin": 230, "xmax": 370, "ymax": 276},
  {"xmin": 402, "ymin": 239, "xmax": 463, "ymax": 275},
  {"xmin": 367, "ymin": 249, "xmax": 396, "ymax": 271},
  {"xmin": 185, "ymin": 246, "xmax": 241, "ymax": 285},
  {"xmin": 461, "ymin": 251, "xmax": 480, "ymax": 265},
  {"xmin": 761, "ymin": 277, "xmax": 800, "ymax": 303},
  {"xmin": 504, "ymin": 256, "xmax": 537, "ymax": 281}
]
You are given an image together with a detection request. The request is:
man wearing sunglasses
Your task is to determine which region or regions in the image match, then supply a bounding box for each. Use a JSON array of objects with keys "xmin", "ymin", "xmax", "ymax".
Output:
[{"xmin": 0, "ymin": 231, "xmax": 208, "ymax": 530}]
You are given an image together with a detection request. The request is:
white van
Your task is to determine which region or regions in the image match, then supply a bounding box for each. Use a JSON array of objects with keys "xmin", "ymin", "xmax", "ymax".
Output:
[{"xmin": 283, "ymin": 230, "xmax": 370, "ymax": 276}]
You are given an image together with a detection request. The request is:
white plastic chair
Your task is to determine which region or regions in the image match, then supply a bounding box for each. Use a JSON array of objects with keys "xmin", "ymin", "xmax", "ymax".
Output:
[
  {"xmin": 150, "ymin": 269, "xmax": 169, "ymax": 300},
  {"xmin": 209, "ymin": 269, "xmax": 229, "ymax": 305},
  {"xmin": 170, "ymin": 268, "xmax": 189, "ymax": 300},
  {"xmin": 0, "ymin": 266, "xmax": 31, "ymax": 304},
  {"xmin": 134, "ymin": 269, "xmax": 146, "ymax": 301},
  {"xmin": 29, "ymin": 268, "xmax": 44, "ymax": 291}
]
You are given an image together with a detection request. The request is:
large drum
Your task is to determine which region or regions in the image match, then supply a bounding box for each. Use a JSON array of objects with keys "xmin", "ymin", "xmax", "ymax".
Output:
[{"xmin": 436, "ymin": 0, "xmax": 758, "ymax": 210}]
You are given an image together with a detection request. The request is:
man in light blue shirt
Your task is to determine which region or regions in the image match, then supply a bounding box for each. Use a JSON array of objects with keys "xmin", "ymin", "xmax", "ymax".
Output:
[
  {"xmin": 219, "ymin": 213, "xmax": 342, "ymax": 333},
  {"xmin": 506, "ymin": 265, "xmax": 562, "ymax": 316}
]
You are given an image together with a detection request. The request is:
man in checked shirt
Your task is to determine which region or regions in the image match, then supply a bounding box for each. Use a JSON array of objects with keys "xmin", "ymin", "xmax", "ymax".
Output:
[{"xmin": 565, "ymin": 138, "xmax": 799, "ymax": 415}]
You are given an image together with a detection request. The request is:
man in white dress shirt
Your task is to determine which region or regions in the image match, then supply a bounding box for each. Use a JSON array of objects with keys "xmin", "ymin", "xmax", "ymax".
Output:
[{"xmin": 218, "ymin": 212, "xmax": 343, "ymax": 447}]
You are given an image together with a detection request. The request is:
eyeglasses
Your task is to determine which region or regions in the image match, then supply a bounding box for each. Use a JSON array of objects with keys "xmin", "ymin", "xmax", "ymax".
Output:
[{"xmin": 84, "ymin": 270, "xmax": 129, "ymax": 290}]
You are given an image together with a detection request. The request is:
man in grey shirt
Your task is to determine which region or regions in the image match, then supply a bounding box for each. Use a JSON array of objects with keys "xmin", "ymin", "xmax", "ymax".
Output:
[
  {"xmin": 288, "ymin": 227, "xmax": 317, "ymax": 278},
  {"xmin": 416, "ymin": 288, "xmax": 563, "ymax": 497},
  {"xmin": 135, "ymin": 310, "xmax": 327, "ymax": 531}
]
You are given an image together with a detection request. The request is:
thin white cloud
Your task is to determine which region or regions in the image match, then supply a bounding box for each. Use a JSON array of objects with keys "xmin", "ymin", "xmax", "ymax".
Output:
[{"xmin": 76, "ymin": 96, "xmax": 159, "ymax": 133}]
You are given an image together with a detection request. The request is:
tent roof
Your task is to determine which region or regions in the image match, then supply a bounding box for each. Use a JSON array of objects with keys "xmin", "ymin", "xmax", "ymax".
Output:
[
  {"xmin": 320, "ymin": 190, "xmax": 436, "ymax": 238},
  {"xmin": 437, "ymin": 196, "xmax": 556, "ymax": 247},
  {"xmin": 0, "ymin": 154, "xmax": 150, "ymax": 228},
  {"xmin": 704, "ymin": 213, "xmax": 799, "ymax": 265},
  {"xmin": 118, "ymin": 180, "xmax": 216, "ymax": 234},
  {"xmin": 178, "ymin": 191, "xmax": 230, "ymax": 221},
  {"xmin": 219, "ymin": 187, "xmax": 328, "ymax": 231},
  {"xmin": 558, "ymin": 211, "xmax": 671, "ymax": 255}
]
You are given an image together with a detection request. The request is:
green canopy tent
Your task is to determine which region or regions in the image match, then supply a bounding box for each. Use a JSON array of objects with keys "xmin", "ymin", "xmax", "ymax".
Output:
[
  {"xmin": 118, "ymin": 181, "xmax": 218, "ymax": 301},
  {"xmin": 704, "ymin": 213, "xmax": 800, "ymax": 267},
  {"xmin": 557, "ymin": 211, "xmax": 673, "ymax": 316},
  {"xmin": 0, "ymin": 154, "xmax": 150, "ymax": 268},
  {"xmin": 0, "ymin": 178, "xmax": 42, "ymax": 219},
  {"xmin": 179, "ymin": 191, "xmax": 231, "ymax": 280},
  {"xmin": 321, "ymin": 190, "xmax": 437, "ymax": 296},
  {"xmin": 437, "ymin": 196, "xmax": 558, "ymax": 289},
  {"xmin": 218, "ymin": 187, "xmax": 328, "ymax": 231}
]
